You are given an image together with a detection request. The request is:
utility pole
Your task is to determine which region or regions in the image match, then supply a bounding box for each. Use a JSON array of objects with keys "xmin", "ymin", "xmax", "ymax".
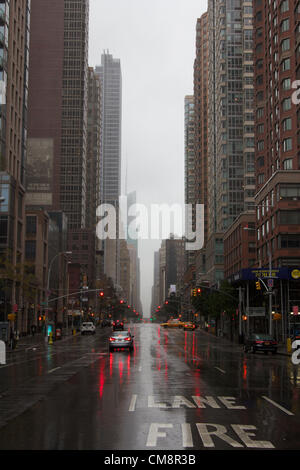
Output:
[
  {"xmin": 268, "ymin": 246, "xmax": 273, "ymax": 337},
  {"xmin": 239, "ymin": 286, "xmax": 243, "ymax": 343}
]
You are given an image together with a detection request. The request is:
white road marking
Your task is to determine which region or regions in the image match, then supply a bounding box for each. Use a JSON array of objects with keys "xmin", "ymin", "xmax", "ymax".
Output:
[
  {"xmin": 231, "ymin": 424, "xmax": 275, "ymax": 448},
  {"xmin": 196, "ymin": 423, "xmax": 243, "ymax": 448},
  {"xmin": 129, "ymin": 394, "xmax": 137, "ymax": 412},
  {"xmin": 48, "ymin": 367, "xmax": 61, "ymax": 374},
  {"xmin": 146, "ymin": 423, "xmax": 173, "ymax": 447},
  {"xmin": 262, "ymin": 396, "xmax": 294, "ymax": 416},
  {"xmin": 215, "ymin": 367, "xmax": 226, "ymax": 374},
  {"xmin": 182, "ymin": 423, "xmax": 193, "ymax": 447}
]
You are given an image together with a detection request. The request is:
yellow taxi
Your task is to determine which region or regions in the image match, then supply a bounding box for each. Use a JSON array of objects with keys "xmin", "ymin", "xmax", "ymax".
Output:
[
  {"xmin": 160, "ymin": 318, "xmax": 184, "ymax": 328},
  {"xmin": 183, "ymin": 321, "xmax": 196, "ymax": 331}
]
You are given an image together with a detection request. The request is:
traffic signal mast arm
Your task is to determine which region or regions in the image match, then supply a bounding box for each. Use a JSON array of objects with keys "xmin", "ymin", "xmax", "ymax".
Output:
[{"xmin": 256, "ymin": 277, "xmax": 269, "ymax": 292}]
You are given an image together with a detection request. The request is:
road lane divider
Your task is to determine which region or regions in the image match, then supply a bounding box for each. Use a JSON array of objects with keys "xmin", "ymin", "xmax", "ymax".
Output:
[
  {"xmin": 129, "ymin": 394, "xmax": 137, "ymax": 412},
  {"xmin": 48, "ymin": 367, "xmax": 61, "ymax": 374},
  {"xmin": 214, "ymin": 367, "xmax": 226, "ymax": 374},
  {"xmin": 262, "ymin": 396, "xmax": 294, "ymax": 415}
]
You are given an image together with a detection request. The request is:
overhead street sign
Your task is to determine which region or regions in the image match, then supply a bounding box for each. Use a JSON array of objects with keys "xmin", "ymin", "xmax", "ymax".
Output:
[{"xmin": 247, "ymin": 307, "xmax": 265, "ymax": 317}]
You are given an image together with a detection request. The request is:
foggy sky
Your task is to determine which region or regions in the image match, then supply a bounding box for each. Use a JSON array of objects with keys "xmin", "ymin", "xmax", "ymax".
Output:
[{"xmin": 89, "ymin": 0, "xmax": 207, "ymax": 316}]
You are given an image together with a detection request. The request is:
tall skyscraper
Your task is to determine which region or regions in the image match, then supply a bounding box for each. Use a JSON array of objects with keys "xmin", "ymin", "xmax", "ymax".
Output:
[
  {"xmin": 95, "ymin": 52, "xmax": 122, "ymax": 205},
  {"xmin": 193, "ymin": 13, "xmax": 209, "ymax": 283},
  {"xmin": 204, "ymin": 0, "xmax": 255, "ymax": 285},
  {"xmin": 86, "ymin": 67, "xmax": 102, "ymax": 231},
  {"xmin": 95, "ymin": 51, "xmax": 122, "ymax": 285},
  {"xmin": 26, "ymin": 0, "xmax": 89, "ymax": 231},
  {"xmin": 184, "ymin": 95, "xmax": 195, "ymax": 272},
  {"xmin": 26, "ymin": 0, "xmax": 90, "ymax": 318},
  {"xmin": 0, "ymin": 0, "xmax": 30, "ymax": 326}
]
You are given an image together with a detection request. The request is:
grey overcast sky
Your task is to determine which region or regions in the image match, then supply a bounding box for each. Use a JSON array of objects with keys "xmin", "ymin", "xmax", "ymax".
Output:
[{"xmin": 89, "ymin": 0, "xmax": 207, "ymax": 316}]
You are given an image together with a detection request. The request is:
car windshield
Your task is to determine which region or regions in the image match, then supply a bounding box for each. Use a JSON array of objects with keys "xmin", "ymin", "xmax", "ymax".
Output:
[
  {"xmin": 253, "ymin": 334, "xmax": 273, "ymax": 340},
  {"xmin": 111, "ymin": 331, "xmax": 130, "ymax": 337},
  {"xmin": 82, "ymin": 323, "xmax": 93, "ymax": 326}
]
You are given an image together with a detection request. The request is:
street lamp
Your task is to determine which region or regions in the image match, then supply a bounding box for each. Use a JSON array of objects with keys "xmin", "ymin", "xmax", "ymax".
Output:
[{"xmin": 45, "ymin": 251, "xmax": 72, "ymax": 341}]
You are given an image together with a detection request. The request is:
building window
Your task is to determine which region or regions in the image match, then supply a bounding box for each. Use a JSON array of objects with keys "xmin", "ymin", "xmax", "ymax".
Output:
[
  {"xmin": 282, "ymin": 97, "xmax": 291, "ymax": 111},
  {"xmin": 25, "ymin": 240, "xmax": 36, "ymax": 260},
  {"xmin": 258, "ymin": 173, "xmax": 265, "ymax": 184},
  {"xmin": 0, "ymin": 217, "xmax": 8, "ymax": 245},
  {"xmin": 280, "ymin": 0, "xmax": 289, "ymax": 12},
  {"xmin": 280, "ymin": 184, "xmax": 300, "ymax": 199},
  {"xmin": 279, "ymin": 234, "xmax": 300, "ymax": 248},
  {"xmin": 281, "ymin": 38, "xmax": 290, "ymax": 51},
  {"xmin": 282, "ymin": 78, "xmax": 291, "ymax": 90},
  {"xmin": 283, "ymin": 158, "xmax": 293, "ymax": 169},
  {"xmin": 281, "ymin": 57, "xmax": 291, "ymax": 71},
  {"xmin": 281, "ymin": 18, "xmax": 290, "ymax": 32},
  {"xmin": 279, "ymin": 210, "xmax": 300, "ymax": 224},
  {"xmin": 283, "ymin": 137, "xmax": 292, "ymax": 152},
  {"xmin": 282, "ymin": 117, "xmax": 292, "ymax": 131},
  {"xmin": 257, "ymin": 140, "xmax": 264, "ymax": 151},
  {"xmin": 26, "ymin": 216, "xmax": 37, "ymax": 235},
  {"xmin": 257, "ymin": 107, "xmax": 264, "ymax": 118}
]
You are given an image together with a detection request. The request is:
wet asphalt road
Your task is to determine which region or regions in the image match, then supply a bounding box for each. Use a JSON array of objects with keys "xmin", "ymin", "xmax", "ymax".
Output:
[{"xmin": 0, "ymin": 323, "xmax": 300, "ymax": 450}]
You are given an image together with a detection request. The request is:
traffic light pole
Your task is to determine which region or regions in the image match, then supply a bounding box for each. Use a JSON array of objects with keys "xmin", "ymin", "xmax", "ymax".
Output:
[{"xmin": 268, "ymin": 247, "xmax": 273, "ymax": 337}]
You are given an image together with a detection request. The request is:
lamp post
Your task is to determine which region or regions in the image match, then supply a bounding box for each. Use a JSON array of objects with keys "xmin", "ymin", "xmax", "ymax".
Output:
[{"xmin": 45, "ymin": 251, "xmax": 72, "ymax": 341}]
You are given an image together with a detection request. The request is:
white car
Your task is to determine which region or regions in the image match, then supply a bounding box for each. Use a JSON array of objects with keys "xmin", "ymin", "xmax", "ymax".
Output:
[{"xmin": 80, "ymin": 322, "xmax": 96, "ymax": 335}]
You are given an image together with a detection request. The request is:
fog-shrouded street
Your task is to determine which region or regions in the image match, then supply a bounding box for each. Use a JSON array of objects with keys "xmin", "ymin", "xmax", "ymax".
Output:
[{"xmin": 0, "ymin": 324, "xmax": 299, "ymax": 451}]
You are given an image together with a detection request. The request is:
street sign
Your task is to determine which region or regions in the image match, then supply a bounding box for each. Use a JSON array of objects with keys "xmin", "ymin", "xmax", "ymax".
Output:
[
  {"xmin": 267, "ymin": 279, "xmax": 274, "ymax": 288},
  {"xmin": 247, "ymin": 307, "xmax": 265, "ymax": 317}
]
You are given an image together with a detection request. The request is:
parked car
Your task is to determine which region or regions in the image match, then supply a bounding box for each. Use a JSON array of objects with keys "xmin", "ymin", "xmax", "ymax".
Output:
[
  {"xmin": 112, "ymin": 319, "xmax": 124, "ymax": 331},
  {"xmin": 109, "ymin": 330, "xmax": 134, "ymax": 352},
  {"xmin": 80, "ymin": 322, "xmax": 96, "ymax": 335},
  {"xmin": 183, "ymin": 321, "xmax": 196, "ymax": 330},
  {"xmin": 244, "ymin": 333, "xmax": 277, "ymax": 354}
]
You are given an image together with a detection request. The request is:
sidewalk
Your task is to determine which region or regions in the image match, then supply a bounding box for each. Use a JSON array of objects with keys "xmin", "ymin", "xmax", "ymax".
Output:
[{"xmin": 6, "ymin": 329, "xmax": 79, "ymax": 354}]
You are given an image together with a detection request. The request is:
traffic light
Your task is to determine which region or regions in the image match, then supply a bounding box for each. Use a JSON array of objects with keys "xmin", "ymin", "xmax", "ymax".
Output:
[
  {"xmin": 256, "ymin": 281, "xmax": 261, "ymax": 290},
  {"xmin": 197, "ymin": 288, "xmax": 202, "ymax": 296},
  {"xmin": 99, "ymin": 291, "xmax": 104, "ymax": 298},
  {"xmin": 192, "ymin": 288, "xmax": 197, "ymax": 297}
]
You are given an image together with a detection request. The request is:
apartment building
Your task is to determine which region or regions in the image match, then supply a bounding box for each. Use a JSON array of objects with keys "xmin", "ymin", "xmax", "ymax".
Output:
[
  {"xmin": 0, "ymin": 0, "xmax": 30, "ymax": 330},
  {"xmin": 253, "ymin": 0, "xmax": 300, "ymax": 270}
]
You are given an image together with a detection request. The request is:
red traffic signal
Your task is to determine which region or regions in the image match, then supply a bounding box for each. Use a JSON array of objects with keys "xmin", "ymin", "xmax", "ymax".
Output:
[{"xmin": 99, "ymin": 291, "xmax": 104, "ymax": 297}]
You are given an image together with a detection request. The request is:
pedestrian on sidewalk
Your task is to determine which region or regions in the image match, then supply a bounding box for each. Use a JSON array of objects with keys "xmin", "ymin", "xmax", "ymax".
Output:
[
  {"xmin": 9, "ymin": 329, "xmax": 16, "ymax": 349},
  {"xmin": 31, "ymin": 324, "xmax": 37, "ymax": 337}
]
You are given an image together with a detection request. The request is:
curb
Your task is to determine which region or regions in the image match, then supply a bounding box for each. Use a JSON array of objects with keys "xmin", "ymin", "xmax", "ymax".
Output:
[{"xmin": 6, "ymin": 330, "xmax": 81, "ymax": 354}]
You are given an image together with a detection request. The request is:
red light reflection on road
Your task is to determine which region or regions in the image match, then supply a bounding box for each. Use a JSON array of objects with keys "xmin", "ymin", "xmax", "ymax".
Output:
[
  {"xmin": 192, "ymin": 332, "xmax": 196, "ymax": 358},
  {"xmin": 127, "ymin": 353, "xmax": 131, "ymax": 379},
  {"xmin": 119, "ymin": 358, "xmax": 123, "ymax": 384},
  {"xmin": 98, "ymin": 359, "xmax": 105, "ymax": 399},
  {"xmin": 109, "ymin": 351, "xmax": 113, "ymax": 376},
  {"xmin": 242, "ymin": 360, "xmax": 247, "ymax": 386},
  {"xmin": 184, "ymin": 331, "xmax": 188, "ymax": 362}
]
